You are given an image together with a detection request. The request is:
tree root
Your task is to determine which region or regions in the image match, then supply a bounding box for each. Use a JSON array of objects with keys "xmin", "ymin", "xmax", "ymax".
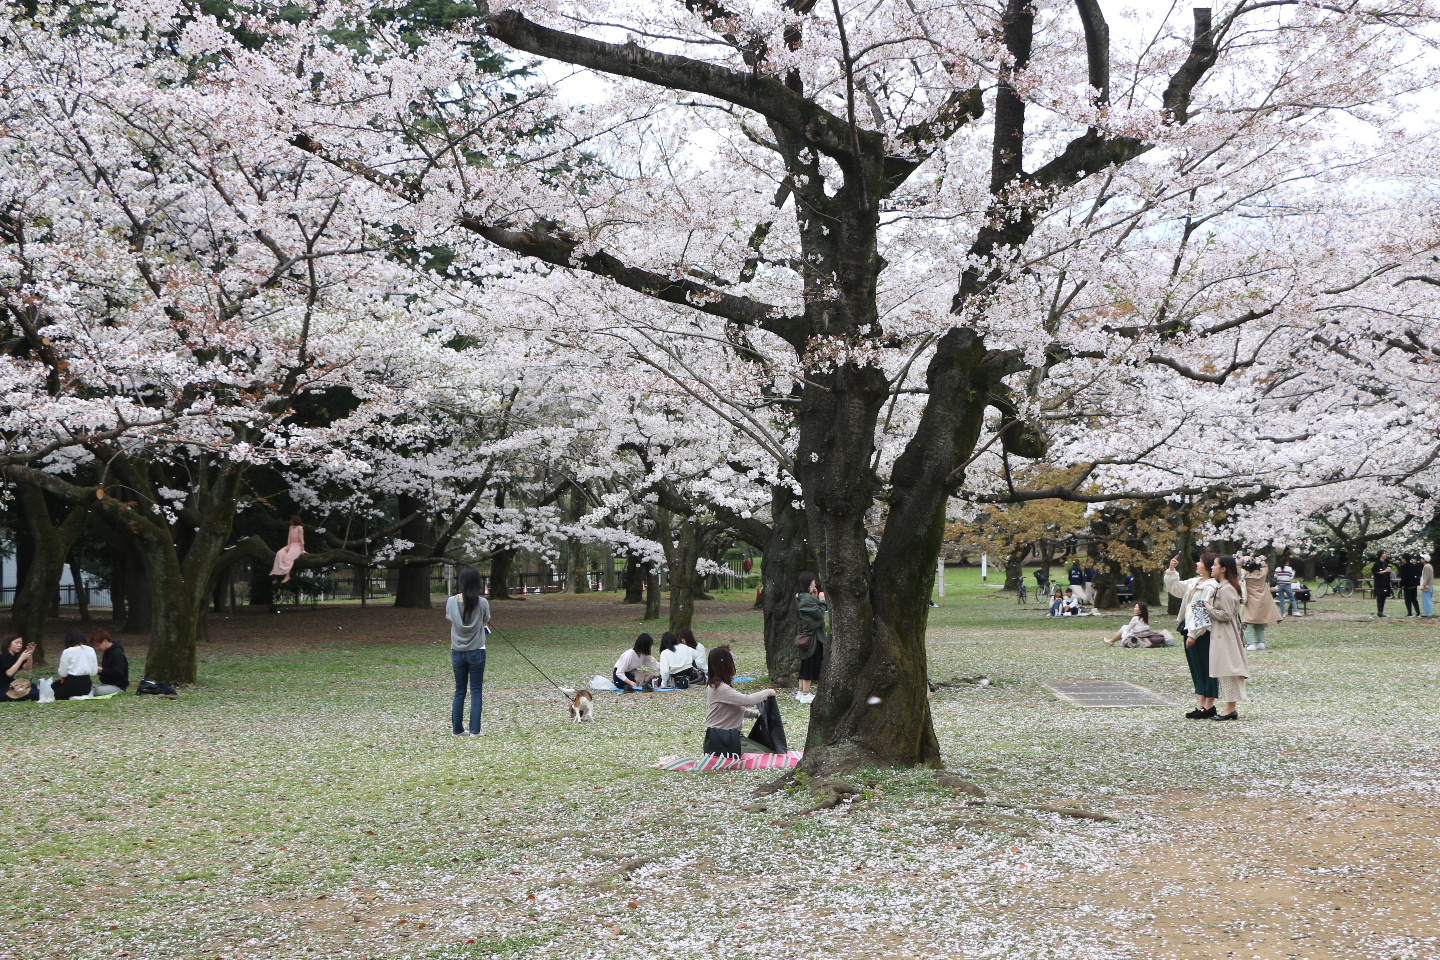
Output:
[
  {"xmin": 800, "ymin": 778, "xmax": 861, "ymax": 814},
  {"xmin": 965, "ymin": 799, "xmax": 1117, "ymax": 822},
  {"xmin": 937, "ymin": 771, "xmax": 986, "ymax": 797}
]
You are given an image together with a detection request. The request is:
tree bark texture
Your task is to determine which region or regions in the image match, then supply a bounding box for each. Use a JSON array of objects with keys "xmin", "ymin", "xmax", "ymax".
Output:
[
  {"xmin": 9, "ymin": 485, "xmax": 92, "ymax": 663},
  {"xmin": 622, "ymin": 552, "xmax": 645, "ymax": 604},
  {"xmin": 392, "ymin": 493, "xmax": 434, "ymax": 609},
  {"xmin": 488, "ymin": 547, "xmax": 517, "ymax": 599},
  {"xmin": 760, "ymin": 487, "xmax": 815, "ymax": 687},
  {"xmin": 643, "ymin": 567, "xmax": 662, "ymax": 621}
]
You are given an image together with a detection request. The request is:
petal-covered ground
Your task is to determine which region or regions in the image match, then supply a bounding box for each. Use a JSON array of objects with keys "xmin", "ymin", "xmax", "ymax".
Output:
[{"xmin": 4, "ymin": 578, "xmax": 1437, "ymax": 959}]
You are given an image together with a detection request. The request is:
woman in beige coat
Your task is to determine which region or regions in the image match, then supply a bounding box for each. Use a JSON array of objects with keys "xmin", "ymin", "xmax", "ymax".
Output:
[
  {"xmin": 1241, "ymin": 558, "xmax": 1282, "ymax": 650},
  {"xmin": 1208, "ymin": 556, "xmax": 1250, "ymax": 721}
]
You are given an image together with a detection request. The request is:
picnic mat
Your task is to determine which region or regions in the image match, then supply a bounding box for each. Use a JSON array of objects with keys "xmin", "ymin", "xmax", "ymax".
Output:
[
  {"xmin": 653, "ymin": 750, "xmax": 803, "ymax": 772},
  {"xmin": 589, "ymin": 675, "xmax": 753, "ymax": 692}
]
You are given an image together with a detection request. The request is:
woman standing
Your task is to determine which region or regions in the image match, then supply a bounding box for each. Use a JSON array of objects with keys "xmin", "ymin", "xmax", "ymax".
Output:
[
  {"xmin": 1241, "ymin": 558, "xmax": 1282, "ymax": 650},
  {"xmin": 270, "ymin": 515, "xmax": 306, "ymax": 584},
  {"xmin": 1208, "ymin": 556, "xmax": 1250, "ymax": 722},
  {"xmin": 703, "ymin": 646, "xmax": 777, "ymax": 756},
  {"xmin": 1421, "ymin": 555, "xmax": 1434, "ymax": 618},
  {"xmin": 446, "ymin": 566, "xmax": 490, "ymax": 736},
  {"xmin": 1372, "ymin": 551, "xmax": 1394, "ymax": 618},
  {"xmin": 1399, "ymin": 554, "xmax": 1422, "ymax": 617},
  {"xmin": 794, "ymin": 572, "xmax": 826, "ymax": 705},
  {"xmin": 1164, "ymin": 553, "xmax": 1220, "ymax": 719}
]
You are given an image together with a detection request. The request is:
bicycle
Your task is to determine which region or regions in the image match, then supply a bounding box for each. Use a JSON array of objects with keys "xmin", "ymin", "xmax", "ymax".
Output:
[
  {"xmin": 1310, "ymin": 575, "xmax": 1354, "ymax": 600},
  {"xmin": 1016, "ymin": 581, "xmax": 1028, "ymax": 605}
]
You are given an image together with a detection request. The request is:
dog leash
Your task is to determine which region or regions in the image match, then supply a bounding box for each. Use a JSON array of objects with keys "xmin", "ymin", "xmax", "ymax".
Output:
[{"xmin": 487, "ymin": 626, "xmax": 577, "ymax": 705}]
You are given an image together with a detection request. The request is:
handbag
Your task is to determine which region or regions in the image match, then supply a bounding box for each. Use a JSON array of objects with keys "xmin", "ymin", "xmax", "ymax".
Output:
[
  {"xmin": 1190, "ymin": 599, "xmax": 1212, "ymax": 630},
  {"xmin": 794, "ymin": 633, "xmax": 813, "ymax": 652}
]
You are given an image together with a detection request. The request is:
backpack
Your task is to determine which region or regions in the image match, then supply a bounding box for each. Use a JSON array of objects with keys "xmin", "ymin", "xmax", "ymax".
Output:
[{"xmin": 135, "ymin": 679, "xmax": 178, "ymax": 696}]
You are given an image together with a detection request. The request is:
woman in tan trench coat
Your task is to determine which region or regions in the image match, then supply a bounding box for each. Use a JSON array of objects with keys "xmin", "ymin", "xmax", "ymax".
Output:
[
  {"xmin": 1208, "ymin": 556, "xmax": 1250, "ymax": 721},
  {"xmin": 1241, "ymin": 558, "xmax": 1282, "ymax": 650}
]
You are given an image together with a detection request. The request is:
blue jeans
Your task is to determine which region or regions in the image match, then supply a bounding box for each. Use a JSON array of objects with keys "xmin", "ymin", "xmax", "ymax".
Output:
[
  {"xmin": 1424, "ymin": 588, "xmax": 1434, "ymax": 617},
  {"xmin": 451, "ymin": 648, "xmax": 486, "ymax": 734},
  {"xmin": 1276, "ymin": 582, "xmax": 1296, "ymax": 615}
]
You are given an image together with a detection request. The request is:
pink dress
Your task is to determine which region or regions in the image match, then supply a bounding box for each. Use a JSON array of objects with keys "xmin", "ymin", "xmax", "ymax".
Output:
[{"xmin": 270, "ymin": 525, "xmax": 305, "ymax": 578}]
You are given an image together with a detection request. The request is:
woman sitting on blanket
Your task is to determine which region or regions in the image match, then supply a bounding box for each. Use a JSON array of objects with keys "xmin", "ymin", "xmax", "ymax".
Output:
[
  {"xmin": 659, "ymin": 632, "xmax": 702, "ymax": 689},
  {"xmin": 677, "ymin": 628, "xmax": 706, "ymax": 683},
  {"xmin": 703, "ymin": 646, "xmax": 776, "ymax": 757},
  {"xmin": 613, "ymin": 633, "xmax": 661, "ymax": 692},
  {"xmin": 1104, "ymin": 603, "xmax": 1150, "ymax": 645}
]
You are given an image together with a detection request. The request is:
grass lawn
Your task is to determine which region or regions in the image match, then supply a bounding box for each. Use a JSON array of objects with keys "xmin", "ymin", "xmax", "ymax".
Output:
[{"xmin": 3, "ymin": 577, "xmax": 1438, "ymax": 960}]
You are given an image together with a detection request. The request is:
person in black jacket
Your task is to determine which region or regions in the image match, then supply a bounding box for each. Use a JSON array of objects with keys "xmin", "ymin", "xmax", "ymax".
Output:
[
  {"xmin": 1399, "ymin": 554, "xmax": 1422, "ymax": 617},
  {"xmin": 91, "ymin": 630, "xmax": 129, "ymax": 695},
  {"xmin": 1373, "ymin": 551, "xmax": 1394, "ymax": 618}
]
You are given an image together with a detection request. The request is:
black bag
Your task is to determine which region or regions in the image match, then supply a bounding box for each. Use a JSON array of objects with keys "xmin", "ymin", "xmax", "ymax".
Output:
[
  {"xmin": 703, "ymin": 726, "xmax": 743, "ymax": 757},
  {"xmin": 135, "ymin": 679, "xmax": 177, "ymax": 696},
  {"xmin": 747, "ymin": 695, "xmax": 789, "ymax": 754}
]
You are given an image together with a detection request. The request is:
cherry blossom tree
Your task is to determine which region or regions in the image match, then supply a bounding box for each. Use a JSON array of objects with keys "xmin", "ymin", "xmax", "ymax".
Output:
[{"xmin": 231, "ymin": 0, "xmax": 1440, "ymax": 772}]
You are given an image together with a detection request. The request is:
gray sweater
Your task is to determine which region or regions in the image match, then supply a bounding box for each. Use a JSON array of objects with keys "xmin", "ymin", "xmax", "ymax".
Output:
[{"xmin": 446, "ymin": 594, "xmax": 490, "ymax": 651}]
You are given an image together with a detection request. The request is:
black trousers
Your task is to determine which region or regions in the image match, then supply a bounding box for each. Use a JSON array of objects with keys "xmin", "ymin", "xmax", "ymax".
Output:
[
  {"xmin": 1183, "ymin": 629, "xmax": 1219, "ymax": 698},
  {"xmin": 1404, "ymin": 588, "xmax": 1420, "ymax": 616}
]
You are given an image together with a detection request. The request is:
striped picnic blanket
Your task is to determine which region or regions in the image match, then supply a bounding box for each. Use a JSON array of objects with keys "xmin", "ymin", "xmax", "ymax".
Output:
[{"xmin": 654, "ymin": 750, "xmax": 803, "ymax": 772}]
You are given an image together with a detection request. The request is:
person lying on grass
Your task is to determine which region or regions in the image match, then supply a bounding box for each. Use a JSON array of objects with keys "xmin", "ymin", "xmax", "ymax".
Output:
[
  {"xmin": 702, "ymin": 646, "xmax": 776, "ymax": 757},
  {"xmin": 613, "ymin": 633, "xmax": 661, "ymax": 692}
]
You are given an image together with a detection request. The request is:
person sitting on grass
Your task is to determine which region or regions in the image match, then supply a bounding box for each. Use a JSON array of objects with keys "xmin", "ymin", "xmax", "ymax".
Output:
[
  {"xmin": 702, "ymin": 646, "xmax": 777, "ymax": 757},
  {"xmin": 659, "ymin": 632, "xmax": 701, "ymax": 689},
  {"xmin": 1, "ymin": 634, "xmax": 38, "ymax": 702},
  {"xmin": 90, "ymin": 630, "xmax": 129, "ymax": 695},
  {"xmin": 1047, "ymin": 587, "xmax": 1080, "ymax": 617},
  {"xmin": 613, "ymin": 633, "xmax": 661, "ymax": 692},
  {"xmin": 677, "ymin": 628, "xmax": 707, "ymax": 683},
  {"xmin": 1105, "ymin": 603, "xmax": 1151, "ymax": 645},
  {"xmin": 54, "ymin": 627, "xmax": 97, "ymax": 700}
]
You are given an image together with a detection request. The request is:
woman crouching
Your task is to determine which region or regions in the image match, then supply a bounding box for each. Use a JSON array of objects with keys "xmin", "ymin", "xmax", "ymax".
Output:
[{"xmin": 703, "ymin": 646, "xmax": 776, "ymax": 757}]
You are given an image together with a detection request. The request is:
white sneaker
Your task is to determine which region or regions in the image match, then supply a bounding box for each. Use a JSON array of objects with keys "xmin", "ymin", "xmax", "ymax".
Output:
[
  {"xmin": 795, "ymin": 691, "xmax": 806, "ymax": 702},
  {"xmin": 1246, "ymin": 643, "xmax": 1257, "ymax": 650},
  {"xmin": 1256, "ymin": 642, "xmax": 1266, "ymax": 649},
  {"xmin": 799, "ymin": 693, "xmax": 815, "ymax": 704}
]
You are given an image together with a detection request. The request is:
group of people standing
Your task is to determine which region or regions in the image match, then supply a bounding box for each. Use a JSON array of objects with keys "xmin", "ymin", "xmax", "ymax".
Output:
[
  {"xmin": 1370, "ymin": 551, "xmax": 1434, "ymax": 618},
  {"xmin": 2, "ymin": 628, "xmax": 129, "ymax": 703},
  {"xmin": 1165, "ymin": 554, "xmax": 1261, "ymax": 722}
]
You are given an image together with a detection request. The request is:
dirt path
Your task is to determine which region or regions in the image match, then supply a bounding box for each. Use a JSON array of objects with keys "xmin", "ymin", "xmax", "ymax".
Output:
[{"xmin": 1033, "ymin": 792, "xmax": 1440, "ymax": 959}]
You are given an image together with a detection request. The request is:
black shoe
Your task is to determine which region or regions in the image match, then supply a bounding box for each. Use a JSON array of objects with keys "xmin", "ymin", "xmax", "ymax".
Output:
[
  {"xmin": 1185, "ymin": 707, "xmax": 1215, "ymax": 719},
  {"xmin": 1213, "ymin": 711, "xmax": 1240, "ymax": 722}
]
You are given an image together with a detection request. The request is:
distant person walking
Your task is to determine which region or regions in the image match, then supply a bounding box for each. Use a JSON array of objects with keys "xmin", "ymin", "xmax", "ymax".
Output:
[
  {"xmin": 1165, "ymin": 553, "xmax": 1220, "ymax": 719},
  {"xmin": 1372, "ymin": 551, "xmax": 1394, "ymax": 618},
  {"xmin": 1241, "ymin": 557, "xmax": 1281, "ymax": 650},
  {"xmin": 1273, "ymin": 558, "xmax": 1298, "ymax": 617},
  {"xmin": 1399, "ymin": 554, "xmax": 1422, "ymax": 617},
  {"xmin": 1208, "ymin": 556, "xmax": 1251, "ymax": 721},
  {"xmin": 1421, "ymin": 555, "xmax": 1434, "ymax": 618},
  {"xmin": 1068, "ymin": 560, "xmax": 1084, "ymax": 598},
  {"xmin": 446, "ymin": 566, "xmax": 491, "ymax": 736},
  {"xmin": 795, "ymin": 572, "xmax": 826, "ymax": 704},
  {"xmin": 270, "ymin": 515, "xmax": 306, "ymax": 584},
  {"xmin": 1082, "ymin": 562, "xmax": 1097, "ymax": 604}
]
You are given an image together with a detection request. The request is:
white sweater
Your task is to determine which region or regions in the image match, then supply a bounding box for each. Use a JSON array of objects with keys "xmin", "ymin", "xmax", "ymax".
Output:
[
  {"xmin": 57, "ymin": 645, "xmax": 98, "ymax": 677},
  {"xmin": 659, "ymin": 647, "xmax": 695, "ymax": 686}
]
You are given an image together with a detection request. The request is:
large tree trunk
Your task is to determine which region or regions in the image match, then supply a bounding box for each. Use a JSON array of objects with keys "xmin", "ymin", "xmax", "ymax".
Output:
[
  {"xmin": 666, "ymin": 516, "xmax": 701, "ymax": 635},
  {"xmin": 9, "ymin": 485, "xmax": 92, "ymax": 664},
  {"xmin": 643, "ymin": 566, "xmax": 662, "ymax": 620},
  {"xmin": 622, "ymin": 552, "xmax": 645, "ymax": 604},
  {"xmin": 567, "ymin": 492, "xmax": 589, "ymax": 594},
  {"xmin": 488, "ymin": 547, "xmax": 518, "ymax": 600},
  {"xmin": 1003, "ymin": 545, "xmax": 1027, "ymax": 591},
  {"xmin": 392, "ymin": 493, "xmax": 434, "ymax": 609},
  {"xmin": 761, "ymin": 488, "xmax": 815, "ymax": 688}
]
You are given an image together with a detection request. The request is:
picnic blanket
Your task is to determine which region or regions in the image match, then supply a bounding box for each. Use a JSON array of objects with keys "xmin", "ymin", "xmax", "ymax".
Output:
[
  {"xmin": 654, "ymin": 750, "xmax": 803, "ymax": 772},
  {"xmin": 589, "ymin": 675, "xmax": 753, "ymax": 692}
]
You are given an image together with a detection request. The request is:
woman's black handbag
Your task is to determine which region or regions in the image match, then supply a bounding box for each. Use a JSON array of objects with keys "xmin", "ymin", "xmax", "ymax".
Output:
[
  {"xmin": 703, "ymin": 727, "xmax": 743, "ymax": 757},
  {"xmin": 747, "ymin": 696, "xmax": 789, "ymax": 753}
]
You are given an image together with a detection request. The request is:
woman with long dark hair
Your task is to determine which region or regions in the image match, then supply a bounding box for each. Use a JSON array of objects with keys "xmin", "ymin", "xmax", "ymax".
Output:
[
  {"xmin": 1164, "ymin": 552, "xmax": 1220, "ymax": 719},
  {"xmin": 702, "ymin": 646, "xmax": 776, "ymax": 756},
  {"xmin": 1207, "ymin": 556, "xmax": 1250, "ymax": 721},
  {"xmin": 446, "ymin": 566, "xmax": 491, "ymax": 736},
  {"xmin": 794, "ymin": 571, "xmax": 826, "ymax": 704}
]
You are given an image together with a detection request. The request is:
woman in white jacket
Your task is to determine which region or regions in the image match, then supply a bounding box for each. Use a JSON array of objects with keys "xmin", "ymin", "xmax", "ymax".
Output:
[
  {"xmin": 53, "ymin": 627, "xmax": 98, "ymax": 700},
  {"xmin": 1164, "ymin": 553, "xmax": 1220, "ymax": 719}
]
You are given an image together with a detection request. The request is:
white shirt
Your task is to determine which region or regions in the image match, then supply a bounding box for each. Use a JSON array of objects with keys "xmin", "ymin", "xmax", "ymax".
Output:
[
  {"xmin": 1120, "ymin": 615, "xmax": 1146, "ymax": 640},
  {"xmin": 1274, "ymin": 566, "xmax": 1295, "ymax": 584},
  {"xmin": 57, "ymin": 645, "xmax": 98, "ymax": 677},
  {"xmin": 614, "ymin": 649, "xmax": 660, "ymax": 679},
  {"xmin": 689, "ymin": 642, "xmax": 707, "ymax": 673},
  {"xmin": 659, "ymin": 647, "xmax": 695, "ymax": 686}
]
